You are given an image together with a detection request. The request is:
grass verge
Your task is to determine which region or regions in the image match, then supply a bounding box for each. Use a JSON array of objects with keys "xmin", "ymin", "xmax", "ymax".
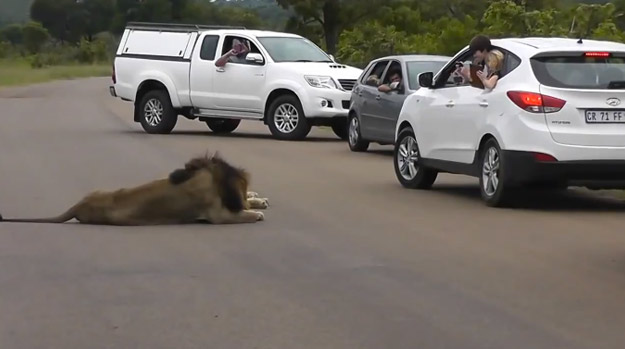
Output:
[{"xmin": 0, "ymin": 59, "xmax": 111, "ymax": 88}]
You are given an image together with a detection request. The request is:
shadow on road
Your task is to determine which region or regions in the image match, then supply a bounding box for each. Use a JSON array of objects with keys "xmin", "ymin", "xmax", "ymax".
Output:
[
  {"xmin": 432, "ymin": 184, "xmax": 625, "ymax": 212},
  {"xmin": 120, "ymin": 130, "xmax": 343, "ymax": 143}
]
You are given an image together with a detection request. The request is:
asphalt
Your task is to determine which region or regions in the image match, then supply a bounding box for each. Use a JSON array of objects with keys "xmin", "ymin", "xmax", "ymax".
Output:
[{"xmin": 1, "ymin": 78, "xmax": 625, "ymax": 349}]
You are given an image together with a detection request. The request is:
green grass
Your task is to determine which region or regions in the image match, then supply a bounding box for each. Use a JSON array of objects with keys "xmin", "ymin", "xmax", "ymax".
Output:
[{"xmin": 0, "ymin": 58, "xmax": 111, "ymax": 87}]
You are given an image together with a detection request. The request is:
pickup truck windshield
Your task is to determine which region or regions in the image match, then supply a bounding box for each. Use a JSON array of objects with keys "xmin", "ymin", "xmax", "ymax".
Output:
[{"xmin": 258, "ymin": 37, "xmax": 332, "ymax": 63}]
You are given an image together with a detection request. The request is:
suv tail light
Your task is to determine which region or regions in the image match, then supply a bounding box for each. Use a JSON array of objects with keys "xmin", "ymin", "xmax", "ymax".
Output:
[
  {"xmin": 112, "ymin": 64, "xmax": 116, "ymax": 84},
  {"xmin": 506, "ymin": 91, "xmax": 566, "ymax": 113}
]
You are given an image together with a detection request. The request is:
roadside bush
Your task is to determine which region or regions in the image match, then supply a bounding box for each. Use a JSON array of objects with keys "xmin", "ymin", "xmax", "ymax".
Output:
[
  {"xmin": 22, "ymin": 21, "xmax": 50, "ymax": 54},
  {"xmin": 0, "ymin": 40, "xmax": 16, "ymax": 59}
]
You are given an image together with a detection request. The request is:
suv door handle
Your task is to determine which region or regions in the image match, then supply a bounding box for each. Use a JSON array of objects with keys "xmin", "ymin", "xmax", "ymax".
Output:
[
  {"xmin": 216, "ymin": 67, "xmax": 225, "ymax": 73},
  {"xmin": 445, "ymin": 100, "xmax": 454, "ymax": 107},
  {"xmin": 479, "ymin": 100, "xmax": 488, "ymax": 107},
  {"xmin": 375, "ymin": 95, "xmax": 381, "ymax": 100}
]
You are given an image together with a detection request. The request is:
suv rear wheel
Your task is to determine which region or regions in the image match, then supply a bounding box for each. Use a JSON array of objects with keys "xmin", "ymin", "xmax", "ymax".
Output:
[
  {"xmin": 266, "ymin": 95, "xmax": 311, "ymax": 140},
  {"xmin": 205, "ymin": 118, "xmax": 240, "ymax": 134},
  {"xmin": 393, "ymin": 127, "xmax": 437, "ymax": 189},
  {"xmin": 479, "ymin": 138, "xmax": 514, "ymax": 207},
  {"xmin": 138, "ymin": 90, "xmax": 177, "ymax": 134}
]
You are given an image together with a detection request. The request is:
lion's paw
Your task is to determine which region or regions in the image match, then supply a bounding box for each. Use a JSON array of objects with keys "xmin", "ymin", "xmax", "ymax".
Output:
[
  {"xmin": 258, "ymin": 198, "xmax": 269, "ymax": 209},
  {"xmin": 247, "ymin": 191, "xmax": 259, "ymax": 199},
  {"xmin": 256, "ymin": 211, "xmax": 265, "ymax": 221}
]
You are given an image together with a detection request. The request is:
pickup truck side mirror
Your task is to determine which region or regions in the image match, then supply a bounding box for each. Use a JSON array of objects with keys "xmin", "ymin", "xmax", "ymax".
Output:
[
  {"xmin": 418, "ymin": 72, "xmax": 434, "ymax": 88},
  {"xmin": 246, "ymin": 53, "xmax": 264, "ymax": 65}
]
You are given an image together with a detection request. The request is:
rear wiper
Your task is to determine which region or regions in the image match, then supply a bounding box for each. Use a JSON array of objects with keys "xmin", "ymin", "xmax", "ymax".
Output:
[
  {"xmin": 294, "ymin": 59, "xmax": 313, "ymax": 62},
  {"xmin": 608, "ymin": 81, "xmax": 625, "ymax": 89}
]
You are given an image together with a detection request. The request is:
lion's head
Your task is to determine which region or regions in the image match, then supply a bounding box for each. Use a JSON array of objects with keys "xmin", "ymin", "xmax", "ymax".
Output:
[{"xmin": 168, "ymin": 152, "xmax": 250, "ymax": 212}]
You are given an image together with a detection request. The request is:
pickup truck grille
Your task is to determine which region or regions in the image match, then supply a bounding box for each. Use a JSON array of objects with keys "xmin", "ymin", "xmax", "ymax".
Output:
[{"xmin": 338, "ymin": 79, "xmax": 357, "ymax": 91}]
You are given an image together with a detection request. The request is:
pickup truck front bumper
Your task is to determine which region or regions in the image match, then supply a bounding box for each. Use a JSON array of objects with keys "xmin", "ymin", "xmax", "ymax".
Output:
[{"xmin": 302, "ymin": 88, "xmax": 352, "ymax": 119}]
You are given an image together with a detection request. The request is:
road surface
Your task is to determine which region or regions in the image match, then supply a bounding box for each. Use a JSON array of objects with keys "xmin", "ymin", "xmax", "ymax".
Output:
[{"xmin": 1, "ymin": 78, "xmax": 625, "ymax": 349}]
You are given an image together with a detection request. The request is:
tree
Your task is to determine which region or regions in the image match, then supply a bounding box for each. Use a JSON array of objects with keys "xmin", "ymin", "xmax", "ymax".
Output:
[
  {"xmin": 30, "ymin": 0, "xmax": 74, "ymax": 42},
  {"xmin": 0, "ymin": 23, "xmax": 24, "ymax": 45},
  {"xmin": 22, "ymin": 20, "xmax": 49, "ymax": 53},
  {"xmin": 275, "ymin": 0, "xmax": 390, "ymax": 54}
]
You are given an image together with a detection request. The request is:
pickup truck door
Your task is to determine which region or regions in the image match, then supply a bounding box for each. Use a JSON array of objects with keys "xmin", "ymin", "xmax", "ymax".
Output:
[
  {"xmin": 189, "ymin": 33, "xmax": 220, "ymax": 109},
  {"xmin": 209, "ymin": 35, "xmax": 267, "ymax": 118}
]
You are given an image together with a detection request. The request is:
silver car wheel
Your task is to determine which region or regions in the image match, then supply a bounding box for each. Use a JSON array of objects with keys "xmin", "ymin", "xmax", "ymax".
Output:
[
  {"xmin": 348, "ymin": 117, "xmax": 360, "ymax": 146},
  {"xmin": 274, "ymin": 103, "xmax": 299, "ymax": 133},
  {"xmin": 482, "ymin": 146, "xmax": 500, "ymax": 196},
  {"xmin": 144, "ymin": 98, "xmax": 163, "ymax": 127},
  {"xmin": 397, "ymin": 135, "xmax": 419, "ymax": 180}
]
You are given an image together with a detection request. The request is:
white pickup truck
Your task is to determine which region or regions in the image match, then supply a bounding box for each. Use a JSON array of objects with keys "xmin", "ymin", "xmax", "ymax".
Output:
[{"xmin": 109, "ymin": 22, "xmax": 363, "ymax": 140}]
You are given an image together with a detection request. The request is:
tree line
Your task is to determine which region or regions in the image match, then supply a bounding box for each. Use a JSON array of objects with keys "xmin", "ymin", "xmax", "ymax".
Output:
[{"xmin": 1, "ymin": 0, "xmax": 624, "ymax": 68}]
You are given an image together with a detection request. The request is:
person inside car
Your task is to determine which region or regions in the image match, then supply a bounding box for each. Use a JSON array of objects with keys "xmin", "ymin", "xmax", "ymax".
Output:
[
  {"xmin": 377, "ymin": 70, "xmax": 402, "ymax": 92},
  {"xmin": 215, "ymin": 38, "xmax": 250, "ymax": 68},
  {"xmin": 456, "ymin": 34, "xmax": 492, "ymax": 83},
  {"xmin": 476, "ymin": 49, "xmax": 504, "ymax": 91}
]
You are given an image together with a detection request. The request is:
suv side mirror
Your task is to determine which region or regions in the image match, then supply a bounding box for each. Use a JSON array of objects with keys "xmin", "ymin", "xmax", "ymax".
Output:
[
  {"xmin": 246, "ymin": 53, "xmax": 264, "ymax": 64},
  {"xmin": 418, "ymin": 72, "xmax": 434, "ymax": 88}
]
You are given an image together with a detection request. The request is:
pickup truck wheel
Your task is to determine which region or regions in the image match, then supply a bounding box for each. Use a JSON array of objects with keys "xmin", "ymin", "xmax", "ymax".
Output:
[
  {"xmin": 331, "ymin": 117, "xmax": 348, "ymax": 140},
  {"xmin": 267, "ymin": 95, "xmax": 311, "ymax": 140},
  {"xmin": 393, "ymin": 127, "xmax": 437, "ymax": 189},
  {"xmin": 138, "ymin": 90, "xmax": 177, "ymax": 134},
  {"xmin": 205, "ymin": 118, "xmax": 240, "ymax": 134}
]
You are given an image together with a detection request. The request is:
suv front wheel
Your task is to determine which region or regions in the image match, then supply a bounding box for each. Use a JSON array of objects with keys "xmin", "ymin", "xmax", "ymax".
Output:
[
  {"xmin": 393, "ymin": 127, "xmax": 437, "ymax": 189},
  {"xmin": 266, "ymin": 95, "xmax": 311, "ymax": 140}
]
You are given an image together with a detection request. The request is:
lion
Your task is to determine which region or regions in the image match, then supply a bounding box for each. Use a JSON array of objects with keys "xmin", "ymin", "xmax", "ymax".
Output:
[{"xmin": 0, "ymin": 153, "xmax": 269, "ymax": 225}]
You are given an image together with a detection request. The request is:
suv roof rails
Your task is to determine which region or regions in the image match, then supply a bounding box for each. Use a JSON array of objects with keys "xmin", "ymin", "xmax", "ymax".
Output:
[{"xmin": 126, "ymin": 22, "xmax": 247, "ymax": 32}]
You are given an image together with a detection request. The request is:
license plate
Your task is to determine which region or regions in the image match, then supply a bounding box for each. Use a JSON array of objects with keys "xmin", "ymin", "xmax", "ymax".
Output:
[{"xmin": 585, "ymin": 109, "xmax": 625, "ymax": 123}]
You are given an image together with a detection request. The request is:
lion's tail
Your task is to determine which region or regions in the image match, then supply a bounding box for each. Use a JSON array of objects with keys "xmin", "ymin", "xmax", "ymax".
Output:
[{"xmin": 0, "ymin": 205, "xmax": 77, "ymax": 224}]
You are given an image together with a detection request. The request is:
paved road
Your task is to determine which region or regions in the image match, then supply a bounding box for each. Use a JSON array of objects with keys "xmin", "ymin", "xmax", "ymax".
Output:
[{"xmin": 1, "ymin": 78, "xmax": 625, "ymax": 349}]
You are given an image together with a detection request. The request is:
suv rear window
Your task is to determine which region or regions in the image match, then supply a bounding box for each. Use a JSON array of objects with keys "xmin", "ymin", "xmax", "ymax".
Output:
[{"xmin": 531, "ymin": 52, "xmax": 625, "ymax": 89}]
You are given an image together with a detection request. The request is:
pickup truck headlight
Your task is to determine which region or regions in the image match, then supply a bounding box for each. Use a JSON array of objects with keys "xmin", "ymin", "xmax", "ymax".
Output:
[{"xmin": 304, "ymin": 75, "xmax": 338, "ymax": 89}]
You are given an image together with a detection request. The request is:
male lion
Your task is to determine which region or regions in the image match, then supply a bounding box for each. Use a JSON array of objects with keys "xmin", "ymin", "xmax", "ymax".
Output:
[{"xmin": 0, "ymin": 153, "xmax": 269, "ymax": 225}]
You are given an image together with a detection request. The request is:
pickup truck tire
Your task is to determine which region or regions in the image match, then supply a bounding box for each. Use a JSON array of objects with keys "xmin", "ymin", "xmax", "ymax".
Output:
[
  {"xmin": 266, "ymin": 95, "xmax": 311, "ymax": 140},
  {"xmin": 331, "ymin": 117, "xmax": 348, "ymax": 140},
  {"xmin": 138, "ymin": 90, "xmax": 177, "ymax": 134},
  {"xmin": 205, "ymin": 118, "xmax": 241, "ymax": 134}
]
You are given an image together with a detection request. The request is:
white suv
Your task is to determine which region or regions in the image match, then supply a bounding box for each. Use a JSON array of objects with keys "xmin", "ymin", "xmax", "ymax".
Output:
[{"xmin": 393, "ymin": 37, "xmax": 625, "ymax": 206}]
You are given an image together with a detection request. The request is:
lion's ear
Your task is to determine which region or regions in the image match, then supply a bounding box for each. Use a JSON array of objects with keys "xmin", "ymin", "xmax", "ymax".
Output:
[{"xmin": 168, "ymin": 168, "xmax": 194, "ymax": 185}]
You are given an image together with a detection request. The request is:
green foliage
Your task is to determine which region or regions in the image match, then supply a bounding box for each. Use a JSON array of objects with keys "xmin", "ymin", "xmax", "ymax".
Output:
[
  {"xmin": 0, "ymin": 24, "xmax": 24, "ymax": 45},
  {"xmin": 1, "ymin": 0, "xmax": 625, "ymax": 75},
  {"xmin": 22, "ymin": 21, "xmax": 49, "ymax": 53}
]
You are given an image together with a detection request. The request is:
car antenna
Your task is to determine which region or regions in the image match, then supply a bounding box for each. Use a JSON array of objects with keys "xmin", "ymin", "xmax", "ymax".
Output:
[{"xmin": 577, "ymin": 37, "xmax": 583, "ymax": 44}]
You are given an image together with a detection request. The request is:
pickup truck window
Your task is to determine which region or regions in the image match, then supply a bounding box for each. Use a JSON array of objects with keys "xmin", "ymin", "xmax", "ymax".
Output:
[
  {"xmin": 200, "ymin": 35, "xmax": 219, "ymax": 61},
  {"xmin": 219, "ymin": 35, "xmax": 262, "ymax": 65},
  {"xmin": 257, "ymin": 37, "xmax": 332, "ymax": 63}
]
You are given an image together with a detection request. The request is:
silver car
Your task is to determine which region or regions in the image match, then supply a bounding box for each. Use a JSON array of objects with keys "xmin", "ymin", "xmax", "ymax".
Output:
[{"xmin": 347, "ymin": 54, "xmax": 451, "ymax": 151}]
